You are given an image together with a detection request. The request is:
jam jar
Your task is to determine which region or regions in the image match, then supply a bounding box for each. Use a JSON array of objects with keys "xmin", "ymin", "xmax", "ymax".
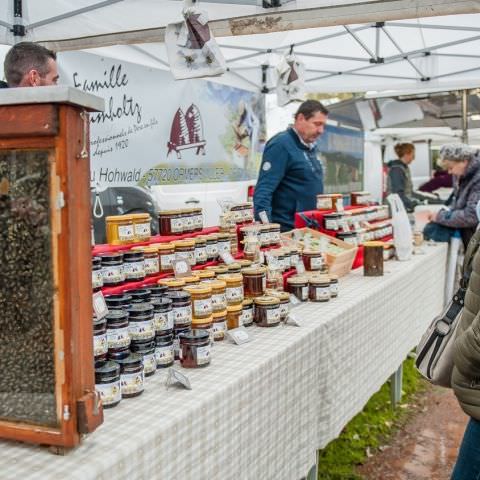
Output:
[
  {"xmin": 100, "ymin": 252, "xmax": 124, "ymax": 286},
  {"xmin": 316, "ymin": 193, "xmax": 343, "ymax": 210},
  {"xmin": 287, "ymin": 275, "xmax": 309, "ymax": 302},
  {"xmin": 184, "ymin": 285, "xmax": 213, "ymax": 319},
  {"xmin": 194, "ymin": 237, "xmax": 208, "ymax": 265},
  {"xmin": 329, "ymin": 275, "xmax": 339, "ymax": 298},
  {"xmin": 151, "ymin": 297, "xmax": 174, "ymax": 334},
  {"xmin": 92, "ymin": 256, "xmax": 103, "ymax": 291},
  {"xmin": 197, "ymin": 269, "xmax": 216, "ymax": 281},
  {"xmin": 309, "ymin": 275, "xmax": 331, "ymax": 302},
  {"xmin": 254, "ymin": 296, "xmax": 281, "ymax": 327},
  {"xmin": 229, "ymin": 233, "xmax": 238, "ymax": 256},
  {"xmin": 268, "ymin": 290, "xmax": 290, "ymax": 321},
  {"xmin": 95, "ymin": 361, "xmax": 122, "ymax": 409},
  {"xmin": 106, "ymin": 310, "xmax": 131, "ymax": 350},
  {"xmin": 181, "ymin": 208, "xmax": 195, "ymax": 234},
  {"xmin": 106, "ymin": 215, "xmax": 135, "ymax": 245},
  {"xmin": 323, "ymin": 213, "xmax": 343, "ymax": 231},
  {"xmin": 175, "ymin": 239, "xmax": 196, "ymax": 266},
  {"xmin": 192, "ymin": 314, "xmax": 214, "ymax": 345},
  {"xmin": 130, "ymin": 339, "xmax": 156, "ymax": 377},
  {"xmin": 183, "ymin": 275, "xmax": 200, "ymax": 287},
  {"xmin": 268, "ymin": 223, "xmax": 281, "ymax": 246},
  {"xmin": 117, "ymin": 353, "xmax": 144, "ymax": 398},
  {"xmin": 212, "ymin": 310, "xmax": 227, "ymax": 341},
  {"xmin": 242, "ymin": 267, "xmax": 266, "ymax": 298},
  {"xmin": 290, "ymin": 248, "xmax": 300, "ymax": 267},
  {"xmin": 224, "ymin": 274, "xmax": 244, "ymax": 306},
  {"xmin": 158, "ymin": 278, "xmax": 186, "ymax": 292},
  {"xmin": 131, "ymin": 213, "xmax": 152, "ymax": 241},
  {"xmin": 166, "ymin": 290, "xmax": 192, "ymax": 327},
  {"xmin": 93, "ymin": 316, "xmax": 108, "ymax": 361},
  {"xmin": 302, "ymin": 250, "xmax": 325, "ymax": 271},
  {"xmin": 241, "ymin": 298, "xmax": 254, "ymax": 327},
  {"xmin": 105, "ymin": 293, "xmax": 132, "ymax": 311},
  {"xmin": 179, "ymin": 330, "xmax": 211, "ymax": 368},
  {"xmin": 208, "ymin": 279, "xmax": 227, "ymax": 312},
  {"xmin": 122, "ymin": 251, "xmax": 146, "ymax": 281},
  {"xmin": 173, "ymin": 325, "xmax": 191, "ymax": 360},
  {"xmin": 217, "ymin": 233, "xmax": 231, "ymax": 254},
  {"xmin": 127, "ymin": 303, "xmax": 155, "ymax": 341},
  {"xmin": 155, "ymin": 332, "xmax": 174, "ymax": 368},
  {"xmin": 147, "ymin": 284, "xmax": 168, "ymax": 298},
  {"xmin": 259, "ymin": 225, "xmax": 270, "ymax": 247},
  {"xmin": 337, "ymin": 231, "xmax": 358, "ymax": 246},
  {"xmin": 206, "ymin": 234, "xmax": 219, "ymax": 261},
  {"xmin": 192, "ymin": 207, "xmax": 203, "ymax": 232},
  {"xmin": 134, "ymin": 246, "xmax": 159, "ymax": 276},
  {"xmin": 158, "ymin": 210, "xmax": 184, "ymax": 236},
  {"xmin": 156, "ymin": 242, "xmax": 176, "ymax": 273},
  {"xmin": 226, "ymin": 304, "xmax": 243, "ymax": 330},
  {"xmin": 129, "ymin": 289, "xmax": 151, "ymax": 304}
]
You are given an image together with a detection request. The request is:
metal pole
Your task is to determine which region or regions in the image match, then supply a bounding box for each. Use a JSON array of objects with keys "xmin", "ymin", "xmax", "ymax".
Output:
[
  {"xmin": 12, "ymin": 0, "xmax": 25, "ymax": 43},
  {"xmin": 462, "ymin": 89, "xmax": 469, "ymax": 144}
]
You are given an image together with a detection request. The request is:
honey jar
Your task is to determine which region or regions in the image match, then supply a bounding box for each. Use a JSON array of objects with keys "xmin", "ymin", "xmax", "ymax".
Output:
[
  {"xmin": 165, "ymin": 290, "xmax": 192, "ymax": 327},
  {"xmin": 194, "ymin": 237, "xmax": 208, "ymax": 265},
  {"xmin": 191, "ymin": 207, "xmax": 204, "ymax": 232},
  {"xmin": 179, "ymin": 330, "xmax": 211, "ymax": 368},
  {"xmin": 106, "ymin": 215, "xmax": 135, "ymax": 245},
  {"xmin": 132, "ymin": 246, "xmax": 159, "ymax": 276},
  {"xmin": 131, "ymin": 213, "xmax": 152, "ymax": 241},
  {"xmin": 316, "ymin": 193, "xmax": 343, "ymax": 211},
  {"xmin": 181, "ymin": 208, "xmax": 195, "ymax": 234},
  {"xmin": 254, "ymin": 296, "xmax": 281, "ymax": 327},
  {"xmin": 242, "ymin": 267, "xmax": 267, "ymax": 298},
  {"xmin": 158, "ymin": 277, "xmax": 186, "ymax": 292},
  {"xmin": 208, "ymin": 279, "xmax": 227, "ymax": 312},
  {"xmin": 192, "ymin": 314, "xmax": 214, "ymax": 345},
  {"xmin": 184, "ymin": 284, "xmax": 213, "ymax": 319},
  {"xmin": 206, "ymin": 234, "xmax": 219, "ymax": 261},
  {"xmin": 224, "ymin": 274, "xmax": 244, "ymax": 305},
  {"xmin": 217, "ymin": 232, "xmax": 231, "ymax": 254},
  {"xmin": 156, "ymin": 242, "xmax": 176, "ymax": 273},
  {"xmin": 212, "ymin": 310, "xmax": 227, "ymax": 341},
  {"xmin": 241, "ymin": 298, "xmax": 254, "ymax": 327},
  {"xmin": 226, "ymin": 304, "xmax": 243, "ymax": 330},
  {"xmin": 175, "ymin": 239, "xmax": 196, "ymax": 266}
]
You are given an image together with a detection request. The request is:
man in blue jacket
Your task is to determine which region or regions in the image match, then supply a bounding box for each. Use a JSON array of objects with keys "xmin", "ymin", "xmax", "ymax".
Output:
[{"xmin": 254, "ymin": 100, "xmax": 328, "ymax": 231}]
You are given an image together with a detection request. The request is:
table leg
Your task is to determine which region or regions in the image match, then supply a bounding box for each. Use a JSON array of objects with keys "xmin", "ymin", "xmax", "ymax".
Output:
[{"xmin": 390, "ymin": 363, "xmax": 403, "ymax": 408}]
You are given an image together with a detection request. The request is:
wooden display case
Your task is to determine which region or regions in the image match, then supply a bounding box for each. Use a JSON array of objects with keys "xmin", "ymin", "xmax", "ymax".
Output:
[{"xmin": 0, "ymin": 87, "xmax": 104, "ymax": 449}]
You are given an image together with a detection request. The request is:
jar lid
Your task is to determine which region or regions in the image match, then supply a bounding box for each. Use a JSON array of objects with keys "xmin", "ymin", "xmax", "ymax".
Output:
[
  {"xmin": 207, "ymin": 279, "xmax": 227, "ymax": 289},
  {"xmin": 206, "ymin": 233, "xmax": 218, "ymax": 241},
  {"xmin": 183, "ymin": 275, "xmax": 200, "ymax": 284},
  {"xmin": 237, "ymin": 259, "xmax": 253, "ymax": 267},
  {"xmin": 267, "ymin": 290, "xmax": 290, "ymax": 301},
  {"xmin": 179, "ymin": 329, "xmax": 210, "ymax": 342},
  {"xmin": 105, "ymin": 215, "xmax": 133, "ymax": 222},
  {"xmin": 165, "ymin": 290, "xmax": 191, "ymax": 302},
  {"xmin": 155, "ymin": 333, "xmax": 173, "ymax": 344},
  {"xmin": 158, "ymin": 278, "xmax": 186, "ymax": 288},
  {"xmin": 269, "ymin": 223, "xmax": 281, "ymax": 229},
  {"xmin": 159, "ymin": 209, "xmax": 183, "ymax": 215},
  {"xmin": 132, "ymin": 246, "xmax": 158, "ymax": 254},
  {"xmin": 184, "ymin": 284, "xmax": 212, "ymax": 295},
  {"xmin": 191, "ymin": 207, "xmax": 202, "ymax": 213},
  {"xmin": 196, "ymin": 270, "xmax": 215, "ymax": 279},
  {"xmin": 106, "ymin": 310, "xmax": 129, "ymax": 323},
  {"xmin": 223, "ymin": 274, "xmax": 243, "ymax": 284},
  {"xmin": 352, "ymin": 191, "xmax": 370, "ymax": 195},
  {"xmin": 226, "ymin": 304, "xmax": 243, "ymax": 313},
  {"xmin": 309, "ymin": 274, "xmax": 331, "ymax": 285},
  {"xmin": 254, "ymin": 296, "xmax": 280, "ymax": 306},
  {"xmin": 323, "ymin": 213, "xmax": 342, "ymax": 218},
  {"xmin": 105, "ymin": 293, "xmax": 132, "ymax": 308},
  {"xmin": 363, "ymin": 241, "xmax": 385, "ymax": 247},
  {"xmin": 216, "ymin": 233, "xmax": 230, "ymax": 240},
  {"xmin": 99, "ymin": 252, "xmax": 123, "ymax": 263},
  {"xmin": 95, "ymin": 360, "xmax": 120, "ymax": 377},
  {"xmin": 175, "ymin": 239, "xmax": 195, "ymax": 248},
  {"xmin": 242, "ymin": 267, "xmax": 267, "ymax": 276},
  {"xmin": 287, "ymin": 275, "xmax": 308, "ymax": 285},
  {"xmin": 151, "ymin": 297, "xmax": 173, "ymax": 309},
  {"xmin": 212, "ymin": 310, "xmax": 227, "ymax": 319},
  {"xmin": 129, "ymin": 289, "xmax": 151, "ymax": 302},
  {"xmin": 115, "ymin": 353, "xmax": 143, "ymax": 367},
  {"xmin": 130, "ymin": 213, "xmax": 151, "ymax": 220},
  {"xmin": 242, "ymin": 298, "xmax": 253, "ymax": 306},
  {"xmin": 92, "ymin": 256, "xmax": 102, "ymax": 268},
  {"xmin": 173, "ymin": 325, "xmax": 191, "ymax": 334},
  {"xmin": 146, "ymin": 285, "xmax": 168, "ymax": 296},
  {"xmin": 227, "ymin": 262, "xmax": 241, "ymax": 271},
  {"xmin": 127, "ymin": 302, "xmax": 154, "ymax": 317},
  {"xmin": 303, "ymin": 249, "xmax": 323, "ymax": 255},
  {"xmin": 192, "ymin": 314, "xmax": 213, "ymax": 324},
  {"xmin": 130, "ymin": 339, "xmax": 155, "ymax": 352},
  {"xmin": 194, "ymin": 237, "xmax": 207, "ymax": 244},
  {"xmin": 155, "ymin": 242, "xmax": 175, "ymax": 251},
  {"xmin": 337, "ymin": 232, "xmax": 356, "ymax": 238},
  {"xmin": 206, "ymin": 265, "xmax": 229, "ymax": 274},
  {"xmin": 317, "ymin": 193, "xmax": 343, "ymax": 198},
  {"xmin": 240, "ymin": 225, "xmax": 257, "ymax": 233},
  {"xmin": 181, "ymin": 208, "xmax": 194, "ymax": 214},
  {"xmin": 122, "ymin": 250, "xmax": 144, "ymax": 261},
  {"xmin": 329, "ymin": 274, "xmax": 339, "ymax": 281}
]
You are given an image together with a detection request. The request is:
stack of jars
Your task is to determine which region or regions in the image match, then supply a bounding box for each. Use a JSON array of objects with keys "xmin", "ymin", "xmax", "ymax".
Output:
[
  {"xmin": 105, "ymin": 213, "xmax": 152, "ymax": 245},
  {"xmin": 286, "ymin": 274, "xmax": 339, "ymax": 303},
  {"xmin": 158, "ymin": 208, "xmax": 203, "ymax": 236}
]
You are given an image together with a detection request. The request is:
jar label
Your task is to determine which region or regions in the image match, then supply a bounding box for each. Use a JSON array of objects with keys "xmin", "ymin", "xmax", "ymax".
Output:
[
  {"xmin": 154, "ymin": 311, "xmax": 174, "ymax": 332},
  {"xmin": 330, "ymin": 283, "xmax": 339, "ymax": 295},
  {"xmin": 107, "ymin": 327, "xmax": 130, "ymax": 349},
  {"xmin": 144, "ymin": 257, "xmax": 160, "ymax": 275},
  {"xmin": 96, "ymin": 380, "xmax": 121, "ymax": 406},
  {"xmin": 291, "ymin": 254, "xmax": 300, "ymax": 266},
  {"xmin": 241, "ymin": 309, "xmax": 253, "ymax": 325},
  {"xmin": 302, "ymin": 286, "xmax": 309, "ymax": 300},
  {"xmin": 314, "ymin": 286, "xmax": 330, "ymax": 301},
  {"xmin": 135, "ymin": 222, "xmax": 151, "ymax": 237},
  {"xmin": 279, "ymin": 303, "xmax": 289, "ymax": 317},
  {"xmin": 193, "ymin": 298, "xmax": 213, "ymax": 316},
  {"xmin": 213, "ymin": 321, "xmax": 226, "ymax": 340},
  {"xmin": 206, "ymin": 243, "xmax": 218, "ymax": 256},
  {"xmin": 260, "ymin": 232, "xmax": 270, "ymax": 244},
  {"xmin": 123, "ymin": 261, "xmax": 146, "ymax": 279},
  {"xmin": 310, "ymin": 256, "xmax": 324, "ymax": 270},
  {"xmin": 160, "ymin": 253, "xmax": 176, "ymax": 269},
  {"xmin": 271, "ymin": 231, "xmax": 280, "ymax": 243},
  {"xmin": 176, "ymin": 251, "xmax": 195, "ymax": 265},
  {"xmin": 267, "ymin": 307, "xmax": 280, "ymax": 324},
  {"xmin": 93, "ymin": 333, "xmax": 108, "ymax": 356},
  {"xmin": 102, "ymin": 265, "xmax": 124, "ymax": 283},
  {"xmin": 155, "ymin": 344, "xmax": 174, "ymax": 365},
  {"xmin": 171, "ymin": 218, "xmax": 183, "ymax": 233},
  {"xmin": 195, "ymin": 345, "xmax": 211, "ymax": 365},
  {"xmin": 121, "ymin": 371, "xmax": 144, "ymax": 395},
  {"xmin": 325, "ymin": 219, "xmax": 338, "ymax": 230},
  {"xmin": 317, "ymin": 198, "xmax": 333, "ymax": 210},
  {"xmin": 92, "ymin": 270, "xmax": 104, "ymax": 289},
  {"xmin": 143, "ymin": 352, "xmax": 157, "ymax": 374},
  {"xmin": 226, "ymin": 286, "xmax": 244, "ymax": 303},
  {"xmin": 118, "ymin": 224, "xmax": 135, "ymax": 241},
  {"xmin": 211, "ymin": 294, "xmax": 227, "ymax": 310},
  {"xmin": 195, "ymin": 246, "xmax": 208, "ymax": 261},
  {"xmin": 217, "ymin": 240, "xmax": 231, "ymax": 254},
  {"xmin": 173, "ymin": 305, "xmax": 192, "ymax": 325},
  {"xmin": 184, "ymin": 216, "xmax": 194, "ymax": 230},
  {"xmin": 194, "ymin": 214, "xmax": 203, "ymax": 229},
  {"xmin": 128, "ymin": 320, "xmax": 155, "ymax": 341}
]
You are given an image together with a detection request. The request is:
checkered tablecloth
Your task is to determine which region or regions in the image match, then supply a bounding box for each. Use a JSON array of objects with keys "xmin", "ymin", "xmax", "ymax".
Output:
[{"xmin": 0, "ymin": 244, "xmax": 447, "ymax": 480}]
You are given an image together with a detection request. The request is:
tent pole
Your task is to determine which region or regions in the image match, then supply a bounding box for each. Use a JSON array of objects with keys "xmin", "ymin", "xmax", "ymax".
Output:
[
  {"xmin": 12, "ymin": 0, "xmax": 25, "ymax": 43},
  {"xmin": 462, "ymin": 89, "xmax": 469, "ymax": 144}
]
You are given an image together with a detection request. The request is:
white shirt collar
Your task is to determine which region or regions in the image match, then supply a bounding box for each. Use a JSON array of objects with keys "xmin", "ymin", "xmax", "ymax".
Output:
[{"xmin": 291, "ymin": 127, "xmax": 315, "ymax": 150}]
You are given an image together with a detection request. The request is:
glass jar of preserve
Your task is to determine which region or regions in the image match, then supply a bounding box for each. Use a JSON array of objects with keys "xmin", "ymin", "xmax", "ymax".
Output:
[
  {"xmin": 302, "ymin": 250, "xmax": 325, "ymax": 271},
  {"xmin": 323, "ymin": 213, "xmax": 343, "ymax": 231},
  {"xmin": 93, "ymin": 316, "xmax": 108, "ymax": 361},
  {"xmin": 175, "ymin": 239, "xmax": 196, "ymax": 266},
  {"xmin": 269, "ymin": 223, "xmax": 281, "ymax": 246},
  {"xmin": 117, "ymin": 353, "xmax": 144, "ymax": 398},
  {"xmin": 155, "ymin": 332, "xmax": 174, "ymax": 368},
  {"xmin": 268, "ymin": 290, "xmax": 290, "ymax": 321},
  {"xmin": 108, "ymin": 347, "xmax": 130, "ymax": 362},
  {"xmin": 208, "ymin": 279, "xmax": 227, "ymax": 312},
  {"xmin": 226, "ymin": 262, "xmax": 242, "ymax": 274},
  {"xmin": 197, "ymin": 269, "xmax": 216, "ymax": 281},
  {"xmin": 100, "ymin": 252, "xmax": 124, "ymax": 286},
  {"xmin": 290, "ymin": 248, "xmax": 300, "ymax": 267},
  {"xmin": 95, "ymin": 361, "xmax": 122, "ymax": 409},
  {"xmin": 212, "ymin": 310, "xmax": 227, "ymax": 341},
  {"xmin": 156, "ymin": 242, "xmax": 176, "ymax": 273},
  {"xmin": 224, "ymin": 274, "xmax": 244, "ymax": 305},
  {"xmin": 217, "ymin": 232, "xmax": 231, "ymax": 254},
  {"xmin": 151, "ymin": 297, "xmax": 174, "ymax": 335},
  {"xmin": 241, "ymin": 298, "xmax": 254, "ymax": 327},
  {"xmin": 105, "ymin": 293, "xmax": 132, "ymax": 311},
  {"xmin": 127, "ymin": 303, "xmax": 155, "ymax": 341},
  {"xmin": 259, "ymin": 225, "xmax": 270, "ymax": 247},
  {"xmin": 184, "ymin": 284, "xmax": 213, "ymax": 319},
  {"xmin": 266, "ymin": 267, "xmax": 284, "ymax": 291},
  {"xmin": 226, "ymin": 303, "xmax": 243, "ymax": 329},
  {"xmin": 206, "ymin": 234, "xmax": 219, "ymax": 261},
  {"xmin": 243, "ymin": 202, "xmax": 254, "ymax": 223},
  {"xmin": 194, "ymin": 237, "xmax": 208, "ymax": 265},
  {"xmin": 166, "ymin": 290, "xmax": 192, "ymax": 327},
  {"xmin": 132, "ymin": 246, "xmax": 159, "ymax": 276},
  {"xmin": 329, "ymin": 275, "xmax": 339, "ymax": 298},
  {"xmin": 173, "ymin": 325, "xmax": 191, "ymax": 360},
  {"xmin": 337, "ymin": 231, "xmax": 358, "ymax": 246},
  {"xmin": 230, "ymin": 204, "xmax": 245, "ymax": 224},
  {"xmin": 130, "ymin": 339, "xmax": 156, "ymax": 377},
  {"xmin": 183, "ymin": 275, "xmax": 200, "ymax": 287},
  {"xmin": 179, "ymin": 330, "xmax": 211, "ymax": 368},
  {"xmin": 192, "ymin": 207, "xmax": 203, "ymax": 232},
  {"xmin": 92, "ymin": 256, "xmax": 103, "ymax": 291},
  {"xmin": 254, "ymin": 296, "xmax": 281, "ymax": 327},
  {"xmin": 129, "ymin": 288, "xmax": 151, "ymax": 304},
  {"xmin": 146, "ymin": 284, "xmax": 168, "ymax": 298},
  {"xmin": 192, "ymin": 314, "xmax": 214, "ymax": 345},
  {"xmin": 181, "ymin": 209, "xmax": 195, "ymax": 234},
  {"xmin": 230, "ymin": 233, "xmax": 239, "ymax": 256},
  {"xmin": 131, "ymin": 213, "xmax": 152, "ymax": 241},
  {"xmin": 106, "ymin": 310, "xmax": 131, "ymax": 350},
  {"xmin": 287, "ymin": 275, "xmax": 309, "ymax": 302},
  {"xmin": 158, "ymin": 277, "xmax": 186, "ymax": 292},
  {"xmin": 158, "ymin": 209, "xmax": 184, "ymax": 236},
  {"xmin": 122, "ymin": 251, "xmax": 146, "ymax": 281},
  {"xmin": 106, "ymin": 215, "xmax": 135, "ymax": 245},
  {"xmin": 309, "ymin": 275, "xmax": 331, "ymax": 302},
  {"xmin": 242, "ymin": 267, "xmax": 266, "ymax": 298}
]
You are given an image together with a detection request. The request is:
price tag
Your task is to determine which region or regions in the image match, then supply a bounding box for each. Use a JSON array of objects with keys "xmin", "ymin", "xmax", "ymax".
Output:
[
  {"xmin": 292, "ymin": 230, "xmax": 303, "ymax": 241},
  {"xmin": 227, "ymin": 327, "xmax": 252, "ymax": 345},
  {"xmin": 166, "ymin": 368, "xmax": 192, "ymax": 390},
  {"xmin": 259, "ymin": 210, "xmax": 269, "ymax": 224},
  {"xmin": 173, "ymin": 259, "xmax": 192, "ymax": 278},
  {"xmin": 286, "ymin": 312, "xmax": 303, "ymax": 327},
  {"xmin": 335, "ymin": 197, "xmax": 344, "ymax": 212},
  {"xmin": 289, "ymin": 294, "xmax": 302, "ymax": 308},
  {"xmin": 340, "ymin": 219, "xmax": 350, "ymax": 233},
  {"xmin": 295, "ymin": 261, "xmax": 306, "ymax": 275},
  {"xmin": 92, "ymin": 291, "xmax": 108, "ymax": 320},
  {"xmin": 319, "ymin": 237, "xmax": 329, "ymax": 253},
  {"xmin": 220, "ymin": 251, "xmax": 236, "ymax": 265}
]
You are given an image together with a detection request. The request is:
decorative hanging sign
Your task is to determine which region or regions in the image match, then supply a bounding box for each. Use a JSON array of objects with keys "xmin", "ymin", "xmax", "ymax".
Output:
[{"xmin": 276, "ymin": 50, "xmax": 306, "ymax": 107}]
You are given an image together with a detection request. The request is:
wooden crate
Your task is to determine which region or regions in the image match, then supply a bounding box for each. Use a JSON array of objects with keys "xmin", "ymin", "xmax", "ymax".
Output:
[{"xmin": 282, "ymin": 228, "xmax": 358, "ymax": 277}]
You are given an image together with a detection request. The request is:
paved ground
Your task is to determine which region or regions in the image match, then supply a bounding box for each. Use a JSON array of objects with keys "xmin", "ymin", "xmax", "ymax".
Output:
[{"xmin": 356, "ymin": 385, "xmax": 468, "ymax": 480}]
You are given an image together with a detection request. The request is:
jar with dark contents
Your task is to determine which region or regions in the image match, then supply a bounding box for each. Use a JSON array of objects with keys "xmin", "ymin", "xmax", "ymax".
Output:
[
  {"xmin": 289, "ymin": 248, "xmax": 300, "ymax": 267},
  {"xmin": 302, "ymin": 250, "xmax": 325, "ymax": 271},
  {"xmin": 224, "ymin": 274, "xmax": 244, "ymax": 306},
  {"xmin": 106, "ymin": 310, "xmax": 131, "ymax": 350},
  {"xmin": 226, "ymin": 304, "xmax": 243, "ymax": 330},
  {"xmin": 181, "ymin": 209, "xmax": 195, "ymax": 234},
  {"xmin": 146, "ymin": 284, "xmax": 168, "ymax": 298},
  {"xmin": 179, "ymin": 330, "xmax": 211, "ymax": 368},
  {"xmin": 100, "ymin": 252, "xmax": 124, "ymax": 286},
  {"xmin": 268, "ymin": 223, "xmax": 281, "ymax": 246},
  {"xmin": 192, "ymin": 208, "xmax": 203, "ymax": 232},
  {"xmin": 241, "ymin": 298, "xmax": 254, "ymax": 327},
  {"xmin": 259, "ymin": 225, "xmax": 270, "ymax": 247},
  {"xmin": 254, "ymin": 296, "xmax": 281, "ymax": 327},
  {"xmin": 122, "ymin": 250, "xmax": 146, "ymax": 281},
  {"xmin": 156, "ymin": 242, "xmax": 176, "ymax": 273},
  {"xmin": 108, "ymin": 347, "xmax": 130, "ymax": 362},
  {"xmin": 127, "ymin": 303, "xmax": 155, "ymax": 342},
  {"xmin": 323, "ymin": 213, "xmax": 342, "ymax": 231},
  {"xmin": 138, "ymin": 247, "xmax": 160, "ymax": 276},
  {"xmin": 286, "ymin": 276, "xmax": 309, "ymax": 302},
  {"xmin": 268, "ymin": 290, "xmax": 290, "ymax": 321},
  {"xmin": 130, "ymin": 339, "xmax": 157, "ymax": 377},
  {"xmin": 173, "ymin": 325, "xmax": 191, "ymax": 360},
  {"xmin": 242, "ymin": 267, "xmax": 266, "ymax": 298},
  {"xmin": 117, "ymin": 353, "xmax": 144, "ymax": 398},
  {"xmin": 129, "ymin": 289, "xmax": 151, "ymax": 304},
  {"xmin": 95, "ymin": 361, "xmax": 122, "ymax": 409},
  {"xmin": 184, "ymin": 285, "xmax": 213, "ymax": 319},
  {"xmin": 93, "ymin": 316, "xmax": 108, "ymax": 361},
  {"xmin": 206, "ymin": 234, "xmax": 219, "ymax": 261},
  {"xmin": 158, "ymin": 210, "xmax": 184, "ymax": 236},
  {"xmin": 309, "ymin": 275, "xmax": 331, "ymax": 302},
  {"xmin": 329, "ymin": 275, "xmax": 339, "ymax": 298},
  {"xmin": 92, "ymin": 256, "xmax": 103, "ymax": 291},
  {"xmin": 217, "ymin": 233, "xmax": 231, "ymax": 255},
  {"xmin": 151, "ymin": 297, "xmax": 174, "ymax": 335},
  {"xmin": 192, "ymin": 314, "xmax": 214, "ymax": 345},
  {"xmin": 194, "ymin": 237, "xmax": 208, "ymax": 265},
  {"xmin": 212, "ymin": 310, "xmax": 227, "ymax": 341},
  {"xmin": 175, "ymin": 239, "xmax": 196, "ymax": 267},
  {"xmin": 158, "ymin": 277, "xmax": 186, "ymax": 293},
  {"xmin": 105, "ymin": 293, "xmax": 132, "ymax": 311},
  {"xmin": 166, "ymin": 290, "xmax": 192, "ymax": 327},
  {"xmin": 155, "ymin": 332, "xmax": 174, "ymax": 367}
]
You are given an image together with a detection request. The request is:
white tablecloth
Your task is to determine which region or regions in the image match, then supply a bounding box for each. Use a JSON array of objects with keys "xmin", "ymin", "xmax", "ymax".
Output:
[{"xmin": 0, "ymin": 244, "xmax": 447, "ymax": 480}]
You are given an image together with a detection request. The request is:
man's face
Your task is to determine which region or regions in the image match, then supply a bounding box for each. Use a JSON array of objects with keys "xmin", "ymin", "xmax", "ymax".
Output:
[
  {"xmin": 294, "ymin": 111, "xmax": 327, "ymax": 144},
  {"xmin": 20, "ymin": 58, "xmax": 59, "ymax": 87}
]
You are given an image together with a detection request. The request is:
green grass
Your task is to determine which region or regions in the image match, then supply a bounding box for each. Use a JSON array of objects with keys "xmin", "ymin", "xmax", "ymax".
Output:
[{"xmin": 317, "ymin": 357, "xmax": 428, "ymax": 480}]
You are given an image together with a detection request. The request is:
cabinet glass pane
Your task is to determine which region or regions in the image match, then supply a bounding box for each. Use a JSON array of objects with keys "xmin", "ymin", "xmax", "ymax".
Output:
[{"xmin": 0, "ymin": 150, "xmax": 57, "ymax": 427}]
